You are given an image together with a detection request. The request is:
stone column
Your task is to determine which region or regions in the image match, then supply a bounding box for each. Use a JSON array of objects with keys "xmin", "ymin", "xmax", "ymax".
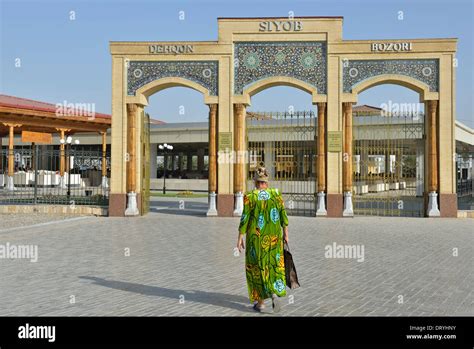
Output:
[
  {"xmin": 149, "ymin": 143, "xmax": 158, "ymax": 179},
  {"xmin": 207, "ymin": 104, "xmax": 218, "ymax": 216},
  {"xmin": 101, "ymin": 131, "xmax": 109, "ymax": 188},
  {"xmin": 6, "ymin": 124, "xmax": 16, "ymax": 191},
  {"xmin": 56, "ymin": 128, "xmax": 67, "ymax": 189},
  {"xmin": 177, "ymin": 153, "xmax": 183, "ymax": 173},
  {"xmin": 343, "ymin": 102, "xmax": 354, "ymax": 216},
  {"xmin": 427, "ymin": 100, "xmax": 440, "ymax": 216},
  {"xmin": 171, "ymin": 153, "xmax": 176, "ymax": 173},
  {"xmin": 125, "ymin": 103, "xmax": 139, "ymax": 216},
  {"xmin": 187, "ymin": 153, "xmax": 193, "ymax": 172},
  {"xmin": 233, "ymin": 103, "xmax": 246, "ymax": 216},
  {"xmin": 316, "ymin": 102, "xmax": 327, "ymax": 216}
]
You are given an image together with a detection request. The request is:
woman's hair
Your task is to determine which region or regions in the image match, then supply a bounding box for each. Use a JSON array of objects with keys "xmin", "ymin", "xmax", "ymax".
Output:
[{"xmin": 254, "ymin": 166, "xmax": 269, "ymax": 183}]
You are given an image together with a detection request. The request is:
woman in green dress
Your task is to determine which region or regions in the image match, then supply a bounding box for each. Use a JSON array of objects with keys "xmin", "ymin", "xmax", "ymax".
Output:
[{"xmin": 236, "ymin": 167, "xmax": 289, "ymax": 313}]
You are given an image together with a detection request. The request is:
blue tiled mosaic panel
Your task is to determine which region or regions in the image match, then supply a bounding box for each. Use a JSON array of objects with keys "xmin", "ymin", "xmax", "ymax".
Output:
[
  {"xmin": 234, "ymin": 42, "xmax": 327, "ymax": 95},
  {"xmin": 343, "ymin": 59, "xmax": 439, "ymax": 93},
  {"xmin": 127, "ymin": 61, "xmax": 219, "ymax": 96}
]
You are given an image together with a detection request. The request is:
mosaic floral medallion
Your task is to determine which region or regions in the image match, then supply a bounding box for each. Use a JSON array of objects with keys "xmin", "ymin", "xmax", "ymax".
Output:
[
  {"xmin": 300, "ymin": 52, "xmax": 316, "ymax": 69},
  {"xmin": 244, "ymin": 52, "xmax": 260, "ymax": 69},
  {"xmin": 132, "ymin": 68, "xmax": 143, "ymax": 78},
  {"xmin": 274, "ymin": 51, "xmax": 286, "ymax": 65}
]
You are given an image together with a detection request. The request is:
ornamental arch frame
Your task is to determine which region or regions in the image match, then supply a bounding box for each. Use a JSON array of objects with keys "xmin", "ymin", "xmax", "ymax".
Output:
[
  {"xmin": 342, "ymin": 74, "xmax": 439, "ymax": 104},
  {"xmin": 234, "ymin": 75, "xmax": 327, "ymax": 106}
]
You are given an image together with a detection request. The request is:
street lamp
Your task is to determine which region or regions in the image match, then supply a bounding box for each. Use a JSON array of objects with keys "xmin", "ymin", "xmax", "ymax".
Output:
[
  {"xmin": 60, "ymin": 136, "xmax": 80, "ymax": 201},
  {"xmin": 158, "ymin": 143, "xmax": 173, "ymax": 194}
]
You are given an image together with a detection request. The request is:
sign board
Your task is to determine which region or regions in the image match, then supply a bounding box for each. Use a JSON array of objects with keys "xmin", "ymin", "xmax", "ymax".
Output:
[
  {"xmin": 21, "ymin": 131, "xmax": 52, "ymax": 144},
  {"xmin": 327, "ymin": 131, "xmax": 343, "ymax": 152},
  {"xmin": 259, "ymin": 20, "xmax": 303, "ymax": 32},
  {"xmin": 149, "ymin": 45, "xmax": 194, "ymax": 54},
  {"xmin": 371, "ymin": 42, "xmax": 412, "ymax": 52},
  {"xmin": 218, "ymin": 132, "xmax": 232, "ymax": 151}
]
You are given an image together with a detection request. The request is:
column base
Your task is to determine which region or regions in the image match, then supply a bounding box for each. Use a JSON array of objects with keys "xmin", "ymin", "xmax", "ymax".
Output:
[
  {"xmin": 327, "ymin": 193, "xmax": 343, "ymax": 217},
  {"xmin": 233, "ymin": 192, "xmax": 244, "ymax": 216},
  {"xmin": 6, "ymin": 176, "xmax": 15, "ymax": 191},
  {"xmin": 427, "ymin": 191, "xmax": 440, "ymax": 217},
  {"xmin": 316, "ymin": 191, "xmax": 327, "ymax": 216},
  {"xmin": 125, "ymin": 192, "xmax": 139, "ymax": 216},
  {"xmin": 343, "ymin": 191, "xmax": 354, "ymax": 217},
  {"xmin": 109, "ymin": 193, "xmax": 127, "ymax": 217},
  {"xmin": 101, "ymin": 176, "xmax": 109, "ymax": 189},
  {"xmin": 439, "ymin": 193, "xmax": 457, "ymax": 217},
  {"xmin": 206, "ymin": 191, "xmax": 218, "ymax": 216},
  {"xmin": 217, "ymin": 194, "xmax": 234, "ymax": 217}
]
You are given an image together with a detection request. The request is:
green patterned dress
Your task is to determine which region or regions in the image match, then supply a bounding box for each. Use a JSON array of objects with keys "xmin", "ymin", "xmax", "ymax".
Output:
[{"xmin": 238, "ymin": 188, "xmax": 289, "ymax": 303}]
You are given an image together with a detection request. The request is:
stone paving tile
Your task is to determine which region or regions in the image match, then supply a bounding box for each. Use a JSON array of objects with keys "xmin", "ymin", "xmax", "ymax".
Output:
[{"xmin": 0, "ymin": 209, "xmax": 472, "ymax": 316}]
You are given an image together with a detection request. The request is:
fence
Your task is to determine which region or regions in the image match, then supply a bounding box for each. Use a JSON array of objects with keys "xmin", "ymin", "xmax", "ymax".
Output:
[
  {"xmin": 247, "ymin": 111, "xmax": 317, "ymax": 216},
  {"xmin": 0, "ymin": 146, "xmax": 110, "ymax": 206}
]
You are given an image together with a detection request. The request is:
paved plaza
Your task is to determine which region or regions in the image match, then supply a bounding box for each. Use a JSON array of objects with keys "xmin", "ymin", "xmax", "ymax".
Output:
[{"xmin": 0, "ymin": 197, "xmax": 472, "ymax": 316}]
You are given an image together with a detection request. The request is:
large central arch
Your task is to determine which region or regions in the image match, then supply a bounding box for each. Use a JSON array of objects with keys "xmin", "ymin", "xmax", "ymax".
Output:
[{"xmin": 231, "ymin": 76, "xmax": 328, "ymax": 217}]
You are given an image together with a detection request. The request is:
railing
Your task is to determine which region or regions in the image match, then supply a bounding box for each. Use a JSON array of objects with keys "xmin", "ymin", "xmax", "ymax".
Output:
[
  {"xmin": 0, "ymin": 147, "xmax": 110, "ymax": 206},
  {"xmin": 457, "ymin": 179, "xmax": 473, "ymax": 197},
  {"xmin": 247, "ymin": 110, "xmax": 317, "ymax": 216}
]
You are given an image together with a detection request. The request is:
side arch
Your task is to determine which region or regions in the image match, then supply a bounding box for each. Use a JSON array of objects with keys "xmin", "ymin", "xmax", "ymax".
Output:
[{"xmin": 343, "ymin": 74, "xmax": 439, "ymax": 103}]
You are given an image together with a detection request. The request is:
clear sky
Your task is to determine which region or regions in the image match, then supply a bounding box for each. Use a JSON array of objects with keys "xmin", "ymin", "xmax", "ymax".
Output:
[{"xmin": 1, "ymin": 0, "xmax": 473, "ymax": 127}]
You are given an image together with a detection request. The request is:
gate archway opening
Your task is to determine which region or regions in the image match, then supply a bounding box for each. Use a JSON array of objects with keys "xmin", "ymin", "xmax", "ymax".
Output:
[
  {"xmin": 244, "ymin": 84, "xmax": 323, "ymax": 216},
  {"xmin": 145, "ymin": 86, "xmax": 211, "ymax": 215},
  {"xmin": 121, "ymin": 73, "xmax": 218, "ymax": 217},
  {"xmin": 352, "ymin": 84, "xmax": 426, "ymax": 217}
]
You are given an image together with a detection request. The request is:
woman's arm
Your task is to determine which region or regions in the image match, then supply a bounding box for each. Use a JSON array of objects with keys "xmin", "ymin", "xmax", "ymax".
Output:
[
  {"xmin": 236, "ymin": 193, "xmax": 251, "ymax": 252},
  {"xmin": 283, "ymin": 226, "xmax": 289, "ymax": 243},
  {"xmin": 237, "ymin": 233, "xmax": 245, "ymax": 253}
]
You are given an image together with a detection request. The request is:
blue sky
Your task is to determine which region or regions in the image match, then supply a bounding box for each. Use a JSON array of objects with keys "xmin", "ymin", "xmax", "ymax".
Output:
[{"xmin": 1, "ymin": 0, "xmax": 473, "ymax": 127}]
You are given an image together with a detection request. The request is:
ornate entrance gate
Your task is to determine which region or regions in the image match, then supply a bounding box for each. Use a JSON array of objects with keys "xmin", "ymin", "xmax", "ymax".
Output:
[
  {"xmin": 353, "ymin": 113, "xmax": 425, "ymax": 217},
  {"xmin": 110, "ymin": 17, "xmax": 457, "ymax": 217},
  {"xmin": 246, "ymin": 111, "xmax": 317, "ymax": 216}
]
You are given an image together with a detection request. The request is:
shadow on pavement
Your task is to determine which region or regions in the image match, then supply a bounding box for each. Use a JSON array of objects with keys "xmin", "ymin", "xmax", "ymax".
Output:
[{"xmin": 79, "ymin": 276, "xmax": 253, "ymax": 314}]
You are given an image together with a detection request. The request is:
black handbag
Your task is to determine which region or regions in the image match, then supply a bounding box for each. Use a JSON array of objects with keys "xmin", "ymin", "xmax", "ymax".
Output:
[{"xmin": 284, "ymin": 242, "xmax": 300, "ymax": 289}]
